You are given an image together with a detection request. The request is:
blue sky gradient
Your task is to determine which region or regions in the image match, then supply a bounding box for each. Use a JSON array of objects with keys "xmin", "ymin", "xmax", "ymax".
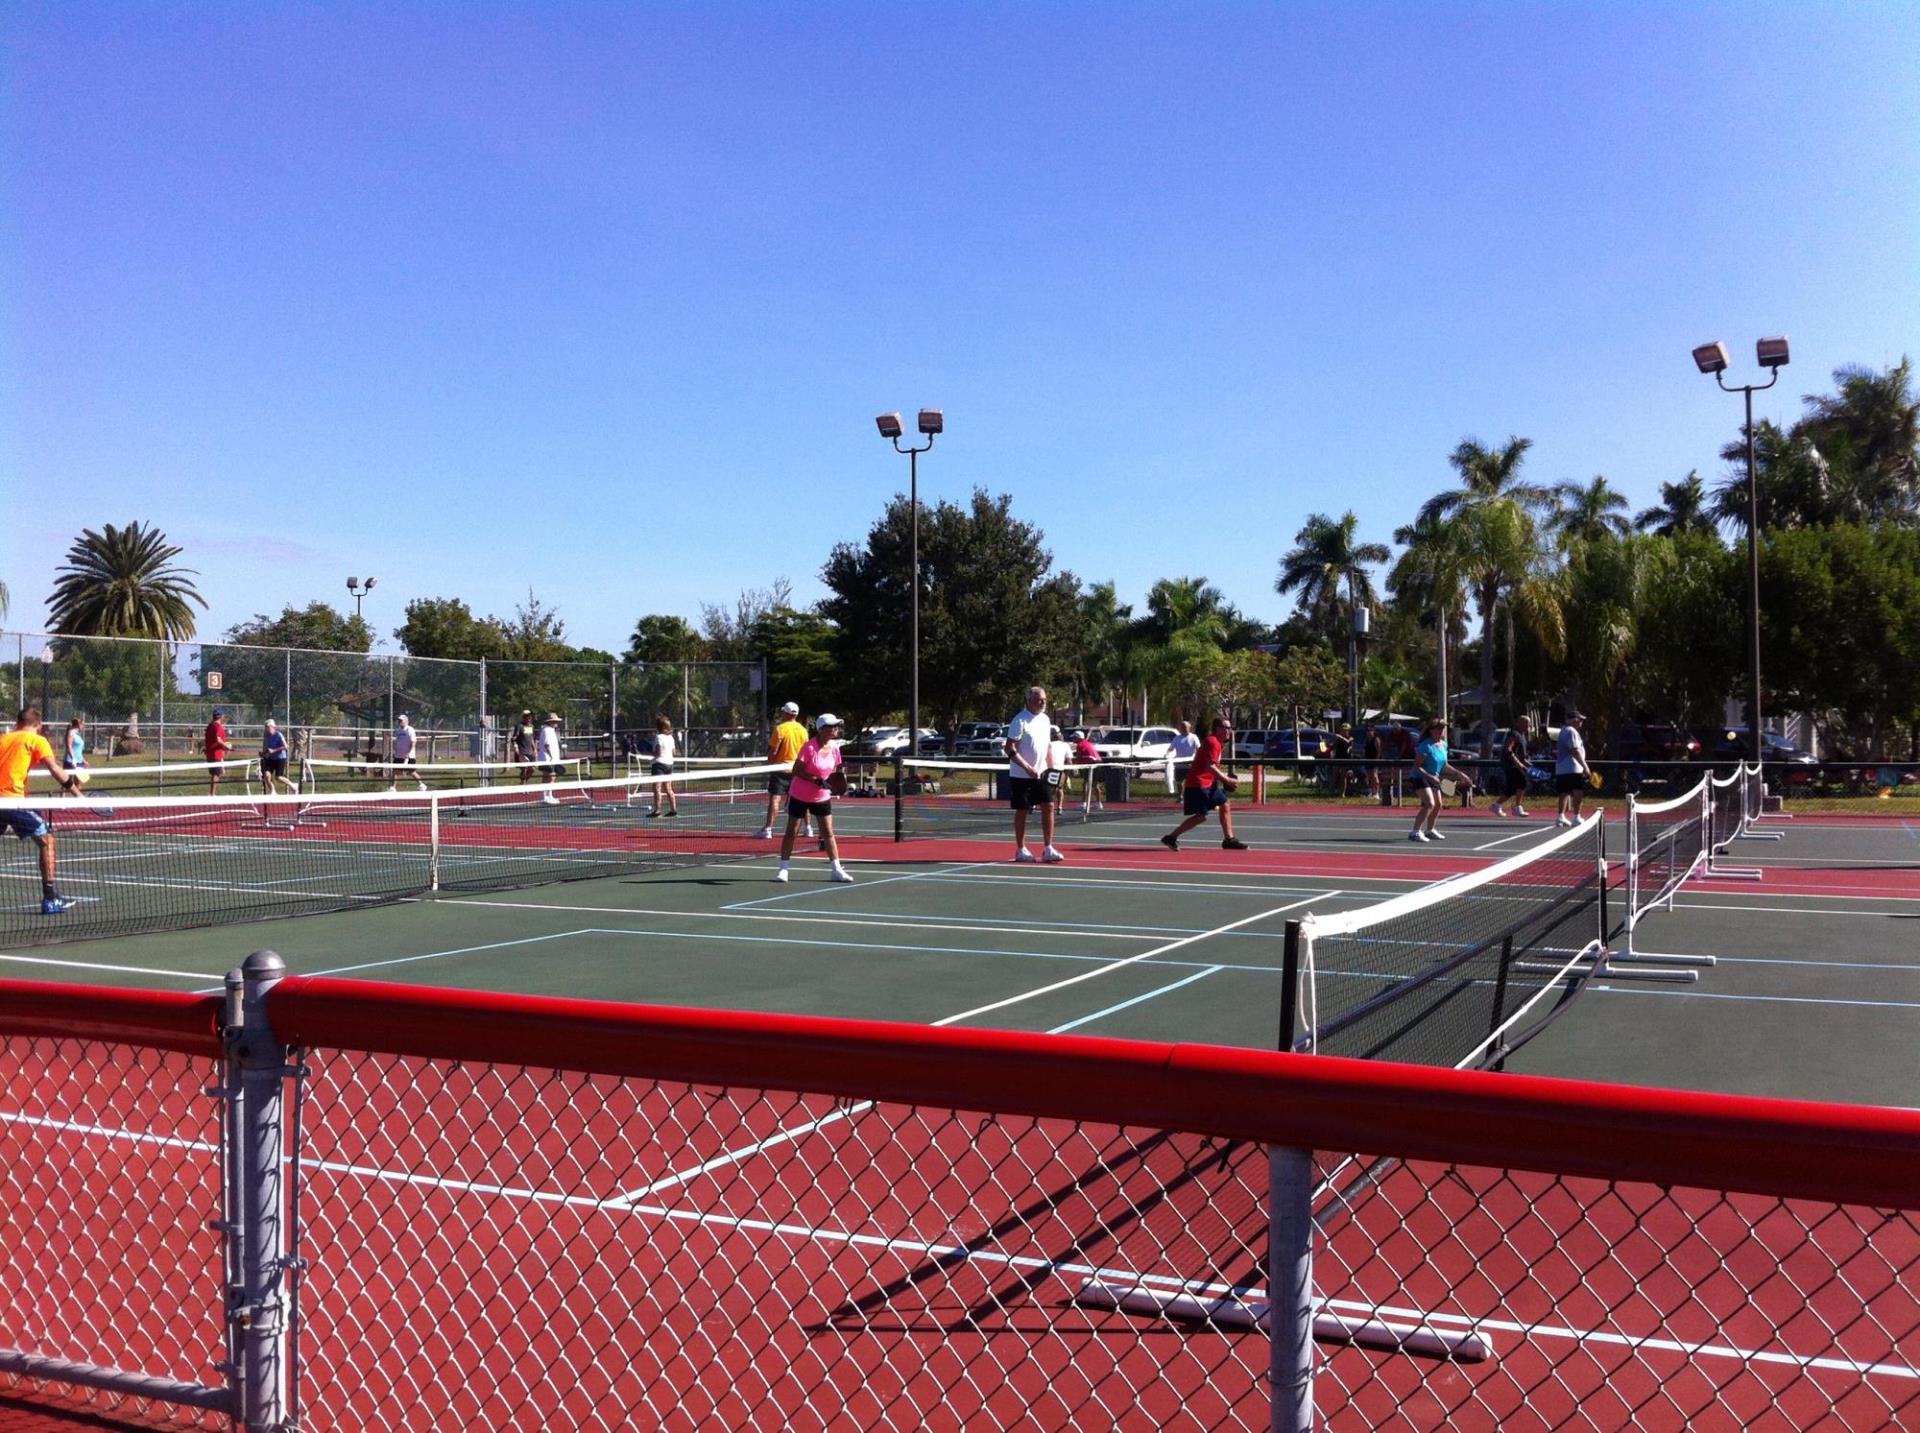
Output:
[{"xmin": 5, "ymin": 3, "xmax": 1917, "ymax": 650}]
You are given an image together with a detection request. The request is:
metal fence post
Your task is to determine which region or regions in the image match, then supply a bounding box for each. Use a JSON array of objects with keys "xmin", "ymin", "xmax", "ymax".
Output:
[
  {"xmin": 223, "ymin": 950, "xmax": 296, "ymax": 1431},
  {"xmin": 1268, "ymin": 1144, "xmax": 1315, "ymax": 1432}
]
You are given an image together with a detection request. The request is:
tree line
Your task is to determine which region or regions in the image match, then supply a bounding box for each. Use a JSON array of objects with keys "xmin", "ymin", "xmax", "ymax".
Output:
[{"xmin": 10, "ymin": 358, "xmax": 1916, "ymax": 758}]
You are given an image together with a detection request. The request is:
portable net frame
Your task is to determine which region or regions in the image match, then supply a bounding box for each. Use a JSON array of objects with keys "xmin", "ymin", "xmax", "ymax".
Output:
[
  {"xmin": 27, "ymin": 758, "xmax": 262, "ymax": 797},
  {"xmin": 1620, "ymin": 775, "xmax": 1713, "ymax": 969},
  {"xmin": 299, "ymin": 755, "xmax": 590, "ymax": 792},
  {"xmin": 892, "ymin": 757, "xmax": 1180, "ymax": 840},
  {"xmin": 1280, "ymin": 814, "xmax": 1611, "ymax": 1071},
  {"xmin": 0, "ymin": 762, "xmax": 783, "ymax": 948},
  {"xmin": 1706, "ymin": 763, "xmax": 1769, "ymax": 879}
]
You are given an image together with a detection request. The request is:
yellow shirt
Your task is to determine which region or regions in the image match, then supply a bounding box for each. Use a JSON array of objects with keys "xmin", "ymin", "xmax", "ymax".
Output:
[
  {"xmin": 767, "ymin": 720, "xmax": 809, "ymax": 766},
  {"xmin": 0, "ymin": 730, "xmax": 56, "ymax": 798}
]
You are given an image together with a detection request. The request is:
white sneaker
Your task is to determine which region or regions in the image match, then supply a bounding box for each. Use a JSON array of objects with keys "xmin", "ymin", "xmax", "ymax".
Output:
[
  {"xmin": 830, "ymin": 865, "xmax": 855, "ymax": 883},
  {"xmin": 1429, "ymin": 830, "xmax": 1446, "ymax": 841},
  {"xmin": 1556, "ymin": 815, "xmax": 1572, "ymax": 827},
  {"xmin": 1092, "ymin": 801, "xmax": 1104, "ymax": 812},
  {"xmin": 775, "ymin": 865, "xmax": 790, "ymax": 883},
  {"xmin": 541, "ymin": 794, "xmax": 560, "ymax": 806},
  {"xmin": 1014, "ymin": 848, "xmax": 1037, "ymax": 863},
  {"xmin": 757, "ymin": 826, "xmax": 773, "ymax": 840},
  {"xmin": 1041, "ymin": 846, "xmax": 1065, "ymax": 864},
  {"xmin": 1409, "ymin": 830, "xmax": 1429, "ymax": 843},
  {"xmin": 1488, "ymin": 804, "xmax": 1505, "ymax": 818},
  {"xmin": 1514, "ymin": 805, "xmax": 1529, "ymax": 817}
]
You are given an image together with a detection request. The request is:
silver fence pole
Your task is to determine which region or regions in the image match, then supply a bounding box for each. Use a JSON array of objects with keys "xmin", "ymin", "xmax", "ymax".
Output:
[
  {"xmin": 223, "ymin": 950, "xmax": 295, "ymax": 1430},
  {"xmin": 1268, "ymin": 1144, "xmax": 1316, "ymax": 1432},
  {"xmin": 386, "ymin": 657, "xmax": 396, "ymax": 762},
  {"xmin": 158, "ymin": 643, "xmax": 167, "ymax": 767},
  {"xmin": 609, "ymin": 660, "xmax": 618, "ymax": 773}
]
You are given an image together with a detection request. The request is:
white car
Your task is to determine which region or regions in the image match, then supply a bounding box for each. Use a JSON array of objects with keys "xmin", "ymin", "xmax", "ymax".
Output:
[
  {"xmin": 856, "ymin": 726, "xmax": 940, "ymax": 757},
  {"xmin": 1092, "ymin": 726, "xmax": 1179, "ymax": 763}
]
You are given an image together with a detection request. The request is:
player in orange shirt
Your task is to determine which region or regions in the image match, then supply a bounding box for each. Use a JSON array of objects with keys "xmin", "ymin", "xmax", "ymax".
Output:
[{"xmin": 0, "ymin": 708, "xmax": 84, "ymax": 914}]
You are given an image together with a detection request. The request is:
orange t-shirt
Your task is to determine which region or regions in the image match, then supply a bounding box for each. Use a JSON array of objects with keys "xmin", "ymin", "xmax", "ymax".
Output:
[{"xmin": 0, "ymin": 730, "xmax": 57, "ymax": 798}]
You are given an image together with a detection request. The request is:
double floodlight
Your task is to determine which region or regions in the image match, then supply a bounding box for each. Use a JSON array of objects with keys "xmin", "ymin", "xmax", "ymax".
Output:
[
  {"xmin": 345, "ymin": 576, "xmax": 378, "ymax": 593},
  {"xmin": 1692, "ymin": 337, "xmax": 1790, "ymax": 375},
  {"xmin": 874, "ymin": 409, "xmax": 944, "ymax": 440}
]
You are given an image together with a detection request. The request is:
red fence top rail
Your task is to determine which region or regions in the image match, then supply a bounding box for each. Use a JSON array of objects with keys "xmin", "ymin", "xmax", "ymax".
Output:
[
  {"xmin": 268, "ymin": 975, "xmax": 1920, "ymax": 1210},
  {"xmin": 0, "ymin": 979, "xmax": 221, "ymax": 1058}
]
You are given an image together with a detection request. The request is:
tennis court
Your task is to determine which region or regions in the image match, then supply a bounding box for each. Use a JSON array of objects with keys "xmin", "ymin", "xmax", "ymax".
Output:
[{"xmin": 2, "ymin": 765, "xmax": 1917, "ymax": 1429}]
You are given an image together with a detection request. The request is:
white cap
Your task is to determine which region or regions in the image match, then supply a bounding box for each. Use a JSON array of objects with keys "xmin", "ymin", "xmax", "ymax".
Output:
[
  {"xmin": 781, "ymin": 701, "xmax": 800, "ymax": 715},
  {"xmin": 815, "ymin": 713, "xmax": 842, "ymax": 730},
  {"xmin": 397, "ymin": 714, "xmax": 411, "ymax": 725}
]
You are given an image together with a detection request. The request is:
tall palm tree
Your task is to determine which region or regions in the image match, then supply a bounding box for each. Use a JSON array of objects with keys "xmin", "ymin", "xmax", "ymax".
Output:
[
  {"xmin": 1073, "ymin": 580, "xmax": 1135, "ymax": 721},
  {"xmin": 1389, "ymin": 511, "xmax": 1470, "ymax": 719},
  {"xmin": 47, "ymin": 522, "xmax": 205, "ymax": 638},
  {"xmin": 1275, "ymin": 513, "xmax": 1390, "ymax": 645},
  {"xmin": 1797, "ymin": 358, "xmax": 1919, "ymax": 516},
  {"xmin": 1549, "ymin": 475, "xmax": 1631, "ymax": 546},
  {"xmin": 1422, "ymin": 438, "xmax": 1559, "ymax": 751},
  {"xmin": 1634, "ymin": 472, "xmax": 1715, "ymax": 536},
  {"xmin": 1140, "ymin": 576, "xmax": 1230, "ymax": 647}
]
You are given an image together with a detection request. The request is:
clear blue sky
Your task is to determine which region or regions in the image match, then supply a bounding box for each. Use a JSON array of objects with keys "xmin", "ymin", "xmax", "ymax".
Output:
[{"xmin": 4, "ymin": 2, "xmax": 1917, "ymax": 652}]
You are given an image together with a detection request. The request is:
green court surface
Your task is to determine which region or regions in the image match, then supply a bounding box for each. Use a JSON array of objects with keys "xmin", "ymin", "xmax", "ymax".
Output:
[{"xmin": 7, "ymin": 798, "xmax": 1917, "ymax": 1109}]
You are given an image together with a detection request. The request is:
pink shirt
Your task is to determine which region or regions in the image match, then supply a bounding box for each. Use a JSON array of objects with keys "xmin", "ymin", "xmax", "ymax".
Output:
[{"xmin": 790, "ymin": 738, "xmax": 841, "ymax": 804}]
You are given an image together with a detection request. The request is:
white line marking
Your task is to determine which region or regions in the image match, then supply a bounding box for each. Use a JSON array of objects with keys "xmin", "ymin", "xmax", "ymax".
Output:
[
  {"xmin": 0, "ymin": 953, "xmax": 225, "ymax": 981},
  {"xmin": 1473, "ymin": 825, "xmax": 1548, "ymax": 853},
  {"xmin": 720, "ymin": 859, "xmax": 1002, "ymax": 910},
  {"xmin": 1043, "ymin": 967, "xmax": 1224, "ymax": 1034}
]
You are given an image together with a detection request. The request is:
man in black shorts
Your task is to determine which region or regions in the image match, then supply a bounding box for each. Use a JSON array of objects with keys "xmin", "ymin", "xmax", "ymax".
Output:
[
  {"xmin": 1489, "ymin": 715, "xmax": 1533, "ymax": 818},
  {"xmin": 1004, "ymin": 686, "xmax": 1063, "ymax": 864}
]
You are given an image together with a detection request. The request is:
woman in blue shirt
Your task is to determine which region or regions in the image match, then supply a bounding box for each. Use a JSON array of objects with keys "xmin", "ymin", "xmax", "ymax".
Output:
[{"xmin": 1410, "ymin": 718, "xmax": 1474, "ymax": 843}]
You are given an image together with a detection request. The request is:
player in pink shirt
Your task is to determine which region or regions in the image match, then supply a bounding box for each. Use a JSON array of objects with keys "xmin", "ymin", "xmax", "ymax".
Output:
[{"xmin": 777, "ymin": 714, "xmax": 854, "ymax": 884}]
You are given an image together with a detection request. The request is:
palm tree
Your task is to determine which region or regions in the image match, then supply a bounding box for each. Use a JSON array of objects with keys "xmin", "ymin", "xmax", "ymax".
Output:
[
  {"xmin": 47, "ymin": 522, "xmax": 206, "ymax": 638},
  {"xmin": 1389, "ymin": 511, "xmax": 1470, "ymax": 719},
  {"xmin": 1549, "ymin": 476, "xmax": 1631, "ymax": 546},
  {"xmin": 1139, "ymin": 576, "xmax": 1230, "ymax": 648},
  {"xmin": 1634, "ymin": 472, "xmax": 1715, "ymax": 536},
  {"xmin": 1073, "ymin": 581, "xmax": 1135, "ymax": 722},
  {"xmin": 1275, "ymin": 513, "xmax": 1390, "ymax": 644},
  {"xmin": 1797, "ymin": 358, "xmax": 1919, "ymax": 517},
  {"xmin": 1422, "ymin": 439, "xmax": 1559, "ymax": 751}
]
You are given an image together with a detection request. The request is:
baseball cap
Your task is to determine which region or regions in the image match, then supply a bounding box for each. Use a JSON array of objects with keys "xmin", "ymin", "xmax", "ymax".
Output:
[
  {"xmin": 1565, "ymin": 708, "xmax": 1586, "ymax": 721},
  {"xmin": 780, "ymin": 701, "xmax": 800, "ymax": 715},
  {"xmin": 815, "ymin": 713, "xmax": 842, "ymax": 730},
  {"xmin": 212, "ymin": 708, "xmax": 224, "ymax": 718}
]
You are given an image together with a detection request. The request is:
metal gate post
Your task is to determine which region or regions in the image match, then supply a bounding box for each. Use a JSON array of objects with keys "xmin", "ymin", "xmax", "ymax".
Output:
[
  {"xmin": 223, "ymin": 951, "xmax": 298, "ymax": 1431},
  {"xmin": 1268, "ymin": 1144, "xmax": 1316, "ymax": 1432}
]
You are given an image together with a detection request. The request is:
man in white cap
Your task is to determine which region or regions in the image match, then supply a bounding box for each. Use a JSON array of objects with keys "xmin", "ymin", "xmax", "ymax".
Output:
[
  {"xmin": 537, "ymin": 713, "xmax": 565, "ymax": 805},
  {"xmin": 760, "ymin": 700, "xmax": 814, "ymax": 840},
  {"xmin": 390, "ymin": 714, "xmax": 427, "ymax": 791}
]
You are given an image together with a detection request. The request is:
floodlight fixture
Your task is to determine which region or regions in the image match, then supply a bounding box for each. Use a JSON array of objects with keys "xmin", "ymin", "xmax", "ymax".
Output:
[
  {"xmin": 917, "ymin": 408, "xmax": 944, "ymax": 436},
  {"xmin": 1756, "ymin": 335, "xmax": 1791, "ymax": 369},
  {"xmin": 876, "ymin": 412, "xmax": 904, "ymax": 440},
  {"xmin": 1692, "ymin": 342, "xmax": 1730, "ymax": 375}
]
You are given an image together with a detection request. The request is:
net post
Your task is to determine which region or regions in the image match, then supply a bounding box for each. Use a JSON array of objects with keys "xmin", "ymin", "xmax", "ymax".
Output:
[
  {"xmin": 1489, "ymin": 934, "xmax": 1515, "ymax": 1071},
  {"xmin": 221, "ymin": 950, "xmax": 294, "ymax": 1431},
  {"xmin": 430, "ymin": 796, "xmax": 442, "ymax": 890},
  {"xmin": 1279, "ymin": 920, "xmax": 1303, "ymax": 1053},
  {"xmin": 1267, "ymin": 1144, "xmax": 1316, "ymax": 1432},
  {"xmin": 893, "ymin": 756, "xmax": 905, "ymax": 843},
  {"xmin": 1597, "ymin": 811, "xmax": 1611, "ymax": 952}
]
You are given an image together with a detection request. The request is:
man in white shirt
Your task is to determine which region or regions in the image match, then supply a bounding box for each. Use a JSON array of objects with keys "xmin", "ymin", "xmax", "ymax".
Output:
[
  {"xmin": 538, "ymin": 713, "xmax": 565, "ymax": 805},
  {"xmin": 1004, "ymin": 686, "xmax": 1063, "ymax": 864},
  {"xmin": 1554, "ymin": 709, "xmax": 1591, "ymax": 826},
  {"xmin": 391, "ymin": 714, "xmax": 427, "ymax": 792},
  {"xmin": 1168, "ymin": 719, "xmax": 1201, "ymax": 790}
]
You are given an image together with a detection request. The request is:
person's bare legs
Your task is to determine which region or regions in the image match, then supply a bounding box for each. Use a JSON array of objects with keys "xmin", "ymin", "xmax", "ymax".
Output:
[{"xmin": 1039, "ymin": 799, "xmax": 1061, "ymax": 861}]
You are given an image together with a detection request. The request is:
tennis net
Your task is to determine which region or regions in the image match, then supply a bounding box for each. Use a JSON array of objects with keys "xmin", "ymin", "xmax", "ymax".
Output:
[
  {"xmin": 300, "ymin": 756, "xmax": 590, "ymax": 791},
  {"xmin": 1280, "ymin": 814, "xmax": 1609, "ymax": 1069},
  {"xmin": 29, "ymin": 758, "xmax": 262, "ymax": 796},
  {"xmin": 894, "ymin": 757, "xmax": 1177, "ymax": 839},
  {"xmin": 0, "ymin": 762, "xmax": 784, "ymax": 948}
]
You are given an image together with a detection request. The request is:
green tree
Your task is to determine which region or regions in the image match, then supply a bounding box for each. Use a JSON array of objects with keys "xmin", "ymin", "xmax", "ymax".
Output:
[
  {"xmin": 396, "ymin": 598, "xmax": 510, "ymax": 662},
  {"xmin": 701, "ymin": 583, "xmax": 792, "ymax": 663},
  {"xmin": 750, "ymin": 606, "xmax": 838, "ymax": 718},
  {"xmin": 626, "ymin": 614, "xmax": 706, "ymax": 664},
  {"xmin": 1270, "ymin": 645, "xmax": 1348, "ymax": 725},
  {"xmin": 1549, "ymin": 475, "xmax": 1632, "ymax": 546},
  {"xmin": 211, "ymin": 603, "xmax": 378, "ymax": 738},
  {"xmin": 820, "ymin": 489, "xmax": 1080, "ymax": 739},
  {"xmin": 1069, "ymin": 581, "xmax": 1137, "ymax": 724},
  {"xmin": 1274, "ymin": 512, "xmax": 1389, "ymax": 649},
  {"xmin": 1634, "ymin": 472, "xmax": 1716, "ymax": 537},
  {"xmin": 1796, "ymin": 358, "xmax": 1920, "ymax": 520},
  {"xmin": 48, "ymin": 521, "xmax": 206, "ymax": 638},
  {"xmin": 1389, "ymin": 511, "xmax": 1472, "ymax": 718}
]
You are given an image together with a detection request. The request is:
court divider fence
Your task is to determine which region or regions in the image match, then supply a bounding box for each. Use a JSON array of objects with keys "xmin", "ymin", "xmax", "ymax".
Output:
[{"xmin": 1, "ymin": 956, "xmax": 1917, "ymax": 1430}]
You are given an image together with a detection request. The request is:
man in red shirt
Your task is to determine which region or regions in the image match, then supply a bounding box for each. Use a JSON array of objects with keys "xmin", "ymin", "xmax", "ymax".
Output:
[
  {"xmin": 1160, "ymin": 717, "xmax": 1248, "ymax": 852},
  {"xmin": 204, "ymin": 709, "xmax": 232, "ymax": 796}
]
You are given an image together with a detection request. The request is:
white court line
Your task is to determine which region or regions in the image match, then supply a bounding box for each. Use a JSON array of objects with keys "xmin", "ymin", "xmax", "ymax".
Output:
[
  {"xmin": 1473, "ymin": 825, "xmax": 1549, "ymax": 853},
  {"xmin": 1044, "ymin": 967, "xmax": 1224, "ymax": 1034},
  {"xmin": 0, "ymin": 953, "xmax": 225, "ymax": 981},
  {"xmin": 1677, "ymin": 897, "xmax": 1920, "ymax": 915},
  {"xmin": 720, "ymin": 859, "xmax": 1002, "ymax": 911},
  {"xmin": 616, "ymin": 892, "xmax": 1328, "ymax": 1203},
  {"xmin": 1594, "ymin": 987, "xmax": 1920, "ymax": 1011}
]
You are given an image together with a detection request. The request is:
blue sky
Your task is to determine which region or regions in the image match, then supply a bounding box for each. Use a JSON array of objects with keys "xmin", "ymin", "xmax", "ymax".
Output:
[{"xmin": 4, "ymin": 2, "xmax": 1917, "ymax": 653}]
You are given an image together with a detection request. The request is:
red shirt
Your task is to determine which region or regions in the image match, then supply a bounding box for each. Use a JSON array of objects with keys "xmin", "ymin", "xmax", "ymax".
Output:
[
  {"xmin": 1185, "ymin": 734, "xmax": 1223, "ymax": 788},
  {"xmin": 204, "ymin": 719, "xmax": 229, "ymax": 759}
]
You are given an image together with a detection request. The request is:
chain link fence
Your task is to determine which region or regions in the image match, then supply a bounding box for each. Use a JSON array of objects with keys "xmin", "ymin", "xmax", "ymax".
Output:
[
  {"xmin": 1, "ymin": 969, "xmax": 1915, "ymax": 1430},
  {"xmin": 1, "ymin": 631, "xmax": 766, "ymax": 770}
]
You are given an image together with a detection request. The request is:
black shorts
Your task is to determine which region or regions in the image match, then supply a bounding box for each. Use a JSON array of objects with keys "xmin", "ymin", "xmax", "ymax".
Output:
[
  {"xmin": 1555, "ymin": 772, "xmax": 1587, "ymax": 795},
  {"xmin": 1502, "ymin": 767, "xmax": 1528, "ymax": 797},
  {"xmin": 767, "ymin": 773, "xmax": 794, "ymax": 796},
  {"xmin": 789, "ymin": 796, "xmax": 831, "ymax": 818},
  {"xmin": 650, "ymin": 761, "xmax": 672, "ymax": 776},
  {"xmin": 394, "ymin": 756, "xmax": 417, "ymax": 767},
  {"xmin": 1182, "ymin": 783, "xmax": 1229, "ymax": 817},
  {"xmin": 1413, "ymin": 770, "xmax": 1443, "ymax": 793},
  {"xmin": 540, "ymin": 764, "xmax": 564, "ymax": 779},
  {"xmin": 1008, "ymin": 775, "xmax": 1057, "ymax": 811},
  {"xmin": 263, "ymin": 755, "xmax": 289, "ymax": 776}
]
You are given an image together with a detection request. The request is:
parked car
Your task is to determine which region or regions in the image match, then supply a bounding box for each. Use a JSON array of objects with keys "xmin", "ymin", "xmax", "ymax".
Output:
[
  {"xmin": 1615, "ymin": 721, "xmax": 1702, "ymax": 764},
  {"xmin": 1233, "ymin": 728, "xmax": 1276, "ymax": 761},
  {"xmin": 1093, "ymin": 726, "xmax": 1179, "ymax": 762},
  {"xmin": 1262, "ymin": 727, "xmax": 1332, "ymax": 761},
  {"xmin": 954, "ymin": 721, "xmax": 1008, "ymax": 758},
  {"xmin": 851, "ymin": 726, "xmax": 941, "ymax": 758},
  {"xmin": 1707, "ymin": 728, "xmax": 1819, "ymax": 776}
]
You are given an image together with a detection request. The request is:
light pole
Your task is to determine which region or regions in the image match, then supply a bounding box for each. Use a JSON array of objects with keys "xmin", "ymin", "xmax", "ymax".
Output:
[
  {"xmin": 1692, "ymin": 337, "xmax": 1790, "ymax": 761},
  {"xmin": 345, "ymin": 575, "xmax": 378, "ymax": 624},
  {"xmin": 875, "ymin": 409, "xmax": 943, "ymax": 774}
]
